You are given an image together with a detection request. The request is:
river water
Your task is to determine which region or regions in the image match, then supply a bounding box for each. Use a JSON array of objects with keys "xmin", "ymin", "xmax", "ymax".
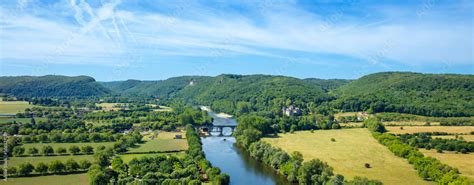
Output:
[{"xmin": 201, "ymin": 109, "xmax": 290, "ymax": 185}]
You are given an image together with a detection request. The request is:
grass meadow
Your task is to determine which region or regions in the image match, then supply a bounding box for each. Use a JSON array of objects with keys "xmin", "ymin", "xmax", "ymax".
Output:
[
  {"xmin": 20, "ymin": 142, "xmax": 115, "ymax": 154},
  {"xmin": 432, "ymin": 135, "xmax": 474, "ymax": 142},
  {"xmin": 263, "ymin": 129, "xmax": 432, "ymax": 185},
  {"xmin": 0, "ymin": 100, "xmax": 35, "ymax": 114},
  {"xmin": 420, "ymin": 149, "xmax": 474, "ymax": 180},
  {"xmin": 120, "ymin": 152, "xmax": 187, "ymax": 163},
  {"xmin": 382, "ymin": 121, "xmax": 440, "ymax": 126},
  {"xmin": 9, "ymin": 155, "xmax": 93, "ymax": 167},
  {"xmin": 386, "ymin": 126, "xmax": 474, "ymax": 134},
  {"xmin": 0, "ymin": 173, "xmax": 88, "ymax": 185},
  {"xmin": 0, "ymin": 117, "xmax": 47, "ymax": 124},
  {"xmin": 127, "ymin": 131, "xmax": 188, "ymax": 153}
]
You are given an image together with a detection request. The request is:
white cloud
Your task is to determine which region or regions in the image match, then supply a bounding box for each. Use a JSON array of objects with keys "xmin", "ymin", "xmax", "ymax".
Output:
[{"xmin": 0, "ymin": 0, "xmax": 472, "ymax": 67}]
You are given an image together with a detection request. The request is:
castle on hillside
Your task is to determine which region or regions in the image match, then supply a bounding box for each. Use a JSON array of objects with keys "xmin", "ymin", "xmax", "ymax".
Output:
[{"xmin": 282, "ymin": 105, "xmax": 301, "ymax": 116}]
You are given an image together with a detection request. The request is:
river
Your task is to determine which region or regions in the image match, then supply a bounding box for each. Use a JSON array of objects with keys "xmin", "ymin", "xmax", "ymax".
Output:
[{"xmin": 201, "ymin": 108, "xmax": 290, "ymax": 185}]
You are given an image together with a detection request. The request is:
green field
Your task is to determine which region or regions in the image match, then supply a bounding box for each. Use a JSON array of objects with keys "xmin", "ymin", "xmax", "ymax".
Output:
[
  {"xmin": 420, "ymin": 149, "xmax": 474, "ymax": 180},
  {"xmin": 21, "ymin": 142, "xmax": 114, "ymax": 154},
  {"xmin": 127, "ymin": 131, "xmax": 188, "ymax": 153},
  {"xmin": 0, "ymin": 173, "xmax": 88, "ymax": 185},
  {"xmin": 120, "ymin": 152, "xmax": 186, "ymax": 163},
  {"xmin": 0, "ymin": 117, "xmax": 47, "ymax": 124},
  {"xmin": 95, "ymin": 103, "xmax": 127, "ymax": 111},
  {"xmin": 263, "ymin": 129, "xmax": 431, "ymax": 185},
  {"xmin": 0, "ymin": 100, "xmax": 35, "ymax": 114},
  {"xmin": 9, "ymin": 155, "xmax": 93, "ymax": 167}
]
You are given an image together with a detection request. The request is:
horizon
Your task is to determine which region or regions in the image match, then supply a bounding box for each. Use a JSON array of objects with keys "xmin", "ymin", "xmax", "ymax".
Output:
[
  {"xmin": 1, "ymin": 70, "xmax": 473, "ymax": 82},
  {"xmin": 1, "ymin": 0, "xmax": 473, "ymax": 81}
]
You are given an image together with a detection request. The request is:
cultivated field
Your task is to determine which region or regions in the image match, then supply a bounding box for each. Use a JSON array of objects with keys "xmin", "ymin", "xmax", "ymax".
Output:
[
  {"xmin": 386, "ymin": 126, "xmax": 474, "ymax": 134},
  {"xmin": 420, "ymin": 149, "xmax": 474, "ymax": 180},
  {"xmin": 0, "ymin": 100, "xmax": 35, "ymax": 114},
  {"xmin": 432, "ymin": 135, "xmax": 474, "ymax": 142},
  {"xmin": 382, "ymin": 121, "xmax": 440, "ymax": 126},
  {"xmin": 334, "ymin": 112, "xmax": 358, "ymax": 119},
  {"xmin": 95, "ymin": 103, "xmax": 127, "ymax": 111},
  {"xmin": 153, "ymin": 105, "xmax": 173, "ymax": 112},
  {"xmin": 9, "ymin": 155, "xmax": 93, "ymax": 167},
  {"xmin": 21, "ymin": 142, "xmax": 115, "ymax": 153},
  {"xmin": 0, "ymin": 173, "xmax": 88, "ymax": 185},
  {"xmin": 339, "ymin": 122, "xmax": 363, "ymax": 127},
  {"xmin": 263, "ymin": 129, "xmax": 431, "ymax": 185},
  {"xmin": 127, "ymin": 131, "xmax": 188, "ymax": 153}
]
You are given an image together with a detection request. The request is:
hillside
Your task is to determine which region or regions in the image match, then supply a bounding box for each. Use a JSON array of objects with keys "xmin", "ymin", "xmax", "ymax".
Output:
[
  {"xmin": 101, "ymin": 74, "xmax": 332, "ymax": 114},
  {"xmin": 0, "ymin": 75, "xmax": 110, "ymax": 98},
  {"xmin": 100, "ymin": 76, "xmax": 214, "ymax": 98},
  {"xmin": 333, "ymin": 72, "xmax": 474, "ymax": 117},
  {"xmin": 304, "ymin": 78, "xmax": 351, "ymax": 92}
]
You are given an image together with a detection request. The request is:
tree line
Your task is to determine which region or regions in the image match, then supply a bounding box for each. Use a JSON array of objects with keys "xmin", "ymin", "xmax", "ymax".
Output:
[
  {"xmin": 398, "ymin": 133, "xmax": 474, "ymax": 153},
  {"xmin": 367, "ymin": 118, "xmax": 469, "ymax": 184},
  {"xmin": 12, "ymin": 145, "xmax": 103, "ymax": 157},
  {"xmin": 4, "ymin": 159, "xmax": 91, "ymax": 177}
]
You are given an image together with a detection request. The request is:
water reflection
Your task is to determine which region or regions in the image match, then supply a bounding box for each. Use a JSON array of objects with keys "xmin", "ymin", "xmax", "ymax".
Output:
[{"xmin": 201, "ymin": 137, "xmax": 290, "ymax": 185}]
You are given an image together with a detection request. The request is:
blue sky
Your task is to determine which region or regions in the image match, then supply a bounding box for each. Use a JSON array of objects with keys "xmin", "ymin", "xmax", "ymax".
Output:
[{"xmin": 0, "ymin": 0, "xmax": 472, "ymax": 81}]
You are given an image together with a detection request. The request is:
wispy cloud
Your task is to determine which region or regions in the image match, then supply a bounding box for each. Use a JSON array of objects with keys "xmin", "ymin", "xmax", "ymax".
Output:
[{"xmin": 0, "ymin": 0, "xmax": 472, "ymax": 69}]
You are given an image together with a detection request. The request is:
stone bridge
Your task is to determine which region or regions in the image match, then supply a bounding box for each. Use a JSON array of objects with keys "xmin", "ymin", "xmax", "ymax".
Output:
[{"xmin": 197, "ymin": 125, "xmax": 237, "ymax": 137}]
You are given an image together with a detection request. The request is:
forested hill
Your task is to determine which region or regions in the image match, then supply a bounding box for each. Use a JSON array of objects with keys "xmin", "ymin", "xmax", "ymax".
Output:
[
  {"xmin": 0, "ymin": 75, "xmax": 110, "ymax": 98},
  {"xmin": 304, "ymin": 78, "xmax": 351, "ymax": 92},
  {"xmin": 333, "ymin": 72, "xmax": 474, "ymax": 117},
  {"xmin": 100, "ymin": 76, "xmax": 214, "ymax": 98},
  {"xmin": 1, "ymin": 72, "xmax": 473, "ymax": 117},
  {"xmin": 101, "ymin": 74, "xmax": 332, "ymax": 114}
]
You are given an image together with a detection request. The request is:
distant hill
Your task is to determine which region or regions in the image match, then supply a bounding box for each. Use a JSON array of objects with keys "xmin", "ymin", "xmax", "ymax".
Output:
[
  {"xmin": 304, "ymin": 78, "xmax": 351, "ymax": 92},
  {"xmin": 0, "ymin": 75, "xmax": 110, "ymax": 98},
  {"xmin": 101, "ymin": 74, "xmax": 333, "ymax": 114},
  {"xmin": 2, "ymin": 72, "xmax": 472, "ymax": 117},
  {"xmin": 100, "ymin": 76, "xmax": 214, "ymax": 98},
  {"xmin": 333, "ymin": 72, "xmax": 474, "ymax": 117}
]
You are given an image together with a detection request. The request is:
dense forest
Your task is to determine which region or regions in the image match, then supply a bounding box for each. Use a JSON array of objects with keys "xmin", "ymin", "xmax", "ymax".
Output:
[
  {"xmin": 334, "ymin": 72, "xmax": 474, "ymax": 117},
  {"xmin": 0, "ymin": 75, "xmax": 110, "ymax": 98},
  {"xmin": 2, "ymin": 72, "xmax": 473, "ymax": 117}
]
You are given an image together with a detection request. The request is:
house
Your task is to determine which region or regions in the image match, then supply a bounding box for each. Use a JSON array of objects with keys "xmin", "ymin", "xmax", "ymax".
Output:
[
  {"xmin": 282, "ymin": 105, "xmax": 301, "ymax": 116},
  {"xmin": 357, "ymin": 112, "xmax": 369, "ymax": 121}
]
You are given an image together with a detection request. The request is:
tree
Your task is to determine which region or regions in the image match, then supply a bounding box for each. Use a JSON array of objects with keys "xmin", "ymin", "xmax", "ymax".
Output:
[
  {"xmin": 213, "ymin": 173, "xmax": 230, "ymax": 185},
  {"xmin": 94, "ymin": 151, "xmax": 110, "ymax": 167},
  {"xmin": 7, "ymin": 166, "xmax": 17, "ymax": 176},
  {"xmin": 65, "ymin": 159, "xmax": 80, "ymax": 172},
  {"xmin": 49, "ymin": 160, "xmax": 65, "ymax": 174},
  {"xmin": 365, "ymin": 118, "xmax": 386, "ymax": 133},
  {"xmin": 333, "ymin": 174, "xmax": 345, "ymax": 185},
  {"xmin": 111, "ymin": 157, "xmax": 126, "ymax": 173},
  {"xmin": 13, "ymin": 146, "xmax": 25, "ymax": 156},
  {"xmin": 69, "ymin": 145, "xmax": 80, "ymax": 155},
  {"xmin": 88, "ymin": 165, "xmax": 108, "ymax": 185},
  {"xmin": 41, "ymin": 145, "xmax": 54, "ymax": 156},
  {"xmin": 81, "ymin": 145, "xmax": 94, "ymax": 154},
  {"xmin": 297, "ymin": 159, "xmax": 334, "ymax": 184},
  {"xmin": 57, "ymin": 147, "xmax": 67, "ymax": 155},
  {"xmin": 80, "ymin": 160, "xmax": 92, "ymax": 170},
  {"xmin": 27, "ymin": 147, "xmax": 39, "ymax": 156},
  {"xmin": 35, "ymin": 162, "xmax": 49, "ymax": 175},
  {"xmin": 18, "ymin": 163, "xmax": 34, "ymax": 176}
]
